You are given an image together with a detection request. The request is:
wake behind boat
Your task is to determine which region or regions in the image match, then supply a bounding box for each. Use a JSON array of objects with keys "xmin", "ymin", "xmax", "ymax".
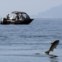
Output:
[{"xmin": 0, "ymin": 11, "xmax": 33, "ymax": 24}]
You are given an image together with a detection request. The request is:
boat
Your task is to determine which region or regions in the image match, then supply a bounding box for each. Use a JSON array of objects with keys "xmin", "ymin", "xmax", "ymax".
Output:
[{"xmin": 0, "ymin": 11, "xmax": 33, "ymax": 24}]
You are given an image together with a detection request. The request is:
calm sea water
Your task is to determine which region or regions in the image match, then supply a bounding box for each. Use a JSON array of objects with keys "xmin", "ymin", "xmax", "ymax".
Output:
[{"xmin": 0, "ymin": 19, "xmax": 62, "ymax": 62}]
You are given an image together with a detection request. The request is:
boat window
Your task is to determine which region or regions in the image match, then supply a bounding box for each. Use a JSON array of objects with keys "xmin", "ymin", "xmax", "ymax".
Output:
[
  {"xmin": 19, "ymin": 13, "xmax": 30, "ymax": 19},
  {"xmin": 9, "ymin": 13, "xmax": 16, "ymax": 19},
  {"xmin": 22, "ymin": 14, "xmax": 26, "ymax": 18}
]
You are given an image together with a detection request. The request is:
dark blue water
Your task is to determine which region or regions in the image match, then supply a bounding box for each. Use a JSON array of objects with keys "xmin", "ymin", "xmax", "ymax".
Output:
[{"xmin": 0, "ymin": 19, "xmax": 62, "ymax": 62}]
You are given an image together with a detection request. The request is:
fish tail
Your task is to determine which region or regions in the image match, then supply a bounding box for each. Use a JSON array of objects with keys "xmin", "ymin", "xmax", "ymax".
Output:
[{"xmin": 45, "ymin": 50, "xmax": 50, "ymax": 54}]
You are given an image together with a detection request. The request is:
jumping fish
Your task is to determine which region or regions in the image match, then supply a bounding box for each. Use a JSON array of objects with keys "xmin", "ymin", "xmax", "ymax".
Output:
[{"xmin": 45, "ymin": 40, "xmax": 59, "ymax": 54}]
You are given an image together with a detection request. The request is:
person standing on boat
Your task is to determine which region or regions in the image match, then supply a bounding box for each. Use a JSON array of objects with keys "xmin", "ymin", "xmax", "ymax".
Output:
[
  {"xmin": 6, "ymin": 14, "xmax": 10, "ymax": 20},
  {"xmin": 16, "ymin": 13, "xmax": 19, "ymax": 20}
]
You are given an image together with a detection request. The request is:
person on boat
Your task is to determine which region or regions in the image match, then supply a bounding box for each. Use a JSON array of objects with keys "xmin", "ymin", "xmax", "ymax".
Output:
[
  {"xmin": 16, "ymin": 14, "xmax": 19, "ymax": 20},
  {"xmin": 6, "ymin": 14, "xmax": 10, "ymax": 20},
  {"xmin": 21, "ymin": 14, "xmax": 25, "ymax": 20}
]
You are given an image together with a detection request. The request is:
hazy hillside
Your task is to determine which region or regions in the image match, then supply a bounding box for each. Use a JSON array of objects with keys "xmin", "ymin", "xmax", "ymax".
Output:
[{"xmin": 37, "ymin": 5, "xmax": 62, "ymax": 18}]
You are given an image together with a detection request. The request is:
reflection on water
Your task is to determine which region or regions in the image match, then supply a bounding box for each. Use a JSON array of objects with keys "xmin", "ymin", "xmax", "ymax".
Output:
[{"xmin": 49, "ymin": 56, "xmax": 58, "ymax": 62}]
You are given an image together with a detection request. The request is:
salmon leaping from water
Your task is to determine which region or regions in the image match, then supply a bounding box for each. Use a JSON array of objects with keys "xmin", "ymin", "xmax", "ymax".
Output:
[{"xmin": 45, "ymin": 40, "xmax": 59, "ymax": 54}]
